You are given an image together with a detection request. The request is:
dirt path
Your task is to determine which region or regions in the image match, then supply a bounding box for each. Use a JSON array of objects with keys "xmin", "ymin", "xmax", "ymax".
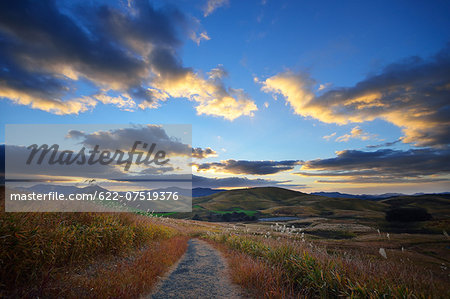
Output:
[{"xmin": 149, "ymin": 238, "xmax": 243, "ymax": 299}]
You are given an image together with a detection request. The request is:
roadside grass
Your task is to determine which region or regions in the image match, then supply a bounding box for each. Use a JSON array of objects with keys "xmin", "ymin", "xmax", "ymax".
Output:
[
  {"xmin": 56, "ymin": 236, "xmax": 189, "ymax": 299},
  {"xmin": 0, "ymin": 210, "xmax": 180, "ymax": 297},
  {"xmin": 205, "ymin": 232, "xmax": 449, "ymax": 298},
  {"xmin": 210, "ymin": 241, "xmax": 297, "ymax": 298}
]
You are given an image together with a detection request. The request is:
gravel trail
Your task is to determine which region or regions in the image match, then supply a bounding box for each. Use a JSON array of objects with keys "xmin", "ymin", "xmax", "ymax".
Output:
[{"xmin": 149, "ymin": 238, "xmax": 243, "ymax": 299}]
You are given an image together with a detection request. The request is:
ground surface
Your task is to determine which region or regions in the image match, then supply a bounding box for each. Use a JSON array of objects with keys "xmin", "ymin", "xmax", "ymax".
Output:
[{"xmin": 149, "ymin": 238, "xmax": 243, "ymax": 299}]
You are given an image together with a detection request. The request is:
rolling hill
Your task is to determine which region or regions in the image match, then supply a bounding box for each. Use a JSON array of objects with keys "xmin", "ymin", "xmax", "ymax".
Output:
[{"xmin": 173, "ymin": 187, "xmax": 450, "ymax": 230}]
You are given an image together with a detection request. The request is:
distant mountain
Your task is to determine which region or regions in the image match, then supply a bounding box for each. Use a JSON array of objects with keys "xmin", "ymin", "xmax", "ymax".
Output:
[
  {"xmin": 311, "ymin": 191, "xmax": 450, "ymax": 200},
  {"xmin": 310, "ymin": 192, "xmax": 404, "ymax": 200},
  {"xmin": 77, "ymin": 185, "xmax": 110, "ymax": 194},
  {"xmin": 192, "ymin": 187, "xmax": 226, "ymax": 197},
  {"xmin": 21, "ymin": 184, "xmax": 81, "ymax": 195}
]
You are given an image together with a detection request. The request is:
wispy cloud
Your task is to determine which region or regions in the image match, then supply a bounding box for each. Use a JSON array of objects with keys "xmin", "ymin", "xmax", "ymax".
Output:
[
  {"xmin": 335, "ymin": 126, "xmax": 374, "ymax": 142},
  {"xmin": 203, "ymin": 0, "xmax": 229, "ymax": 17},
  {"xmin": 322, "ymin": 132, "xmax": 336, "ymax": 141},
  {"xmin": 366, "ymin": 139, "xmax": 401, "ymax": 149}
]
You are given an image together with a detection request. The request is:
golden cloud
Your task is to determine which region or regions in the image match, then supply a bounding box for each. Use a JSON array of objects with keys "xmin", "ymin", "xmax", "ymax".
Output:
[{"xmin": 260, "ymin": 48, "xmax": 450, "ymax": 147}]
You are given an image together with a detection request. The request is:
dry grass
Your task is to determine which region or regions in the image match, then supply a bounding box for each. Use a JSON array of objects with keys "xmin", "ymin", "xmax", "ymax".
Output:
[
  {"xmin": 205, "ymin": 231, "xmax": 450, "ymax": 298},
  {"xmin": 211, "ymin": 241, "xmax": 297, "ymax": 298},
  {"xmin": 51, "ymin": 236, "xmax": 189, "ymax": 299},
  {"xmin": 0, "ymin": 185, "xmax": 189, "ymax": 298}
]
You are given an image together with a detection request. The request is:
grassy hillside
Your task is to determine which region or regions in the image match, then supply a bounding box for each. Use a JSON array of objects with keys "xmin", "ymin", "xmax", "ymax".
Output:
[
  {"xmin": 193, "ymin": 187, "xmax": 305, "ymax": 210},
  {"xmin": 381, "ymin": 194, "xmax": 450, "ymax": 217},
  {"xmin": 175, "ymin": 187, "xmax": 389, "ymax": 222}
]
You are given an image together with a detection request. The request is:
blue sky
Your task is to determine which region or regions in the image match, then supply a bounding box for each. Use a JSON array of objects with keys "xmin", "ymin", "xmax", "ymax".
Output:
[{"xmin": 1, "ymin": 0, "xmax": 449, "ymax": 194}]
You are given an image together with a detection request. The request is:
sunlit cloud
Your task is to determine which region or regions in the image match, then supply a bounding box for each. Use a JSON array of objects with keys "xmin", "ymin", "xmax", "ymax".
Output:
[
  {"xmin": 192, "ymin": 147, "xmax": 217, "ymax": 159},
  {"xmin": 0, "ymin": 86, "xmax": 97, "ymax": 115},
  {"xmin": 94, "ymin": 94, "xmax": 136, "ymax": 111},
  {"xmin": 66, "ymin": 125, "xmax": 191, "ymax": 157},
  {"xmin": 335, "ymin": 126, "xmax": 374, "ymax": 142},
  {"xmin": 322, "ymin": 132, "xmax": 336, "ymax": 141},
  {"xmin": 261, "ymin": 47, "xmax": 450, "ymax": 147},
  {"xmin": 0, "ymin": 0, "xmax": 256, "ymax": 120},
  {"xmin": 152, "ymin": 68, "xmax": 257, "ymax": 120}
]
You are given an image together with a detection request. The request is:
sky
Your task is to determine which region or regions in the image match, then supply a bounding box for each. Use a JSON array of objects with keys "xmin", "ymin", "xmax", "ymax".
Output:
[{"xmin": 0, "ymin": 0, "xmax": 449, "ymax": 194}]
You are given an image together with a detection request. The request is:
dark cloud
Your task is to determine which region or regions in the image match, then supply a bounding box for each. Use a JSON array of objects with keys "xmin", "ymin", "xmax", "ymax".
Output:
[
  {"xmin": 194, "ymin": 159, "xmax": 302, "ymax": 175},
  {"xmin": 366, "ymin": 139, "xmax": 401, "ymax": 149},
  {"xmin": 298, "ymin": 148, "xmax": 450, "ymax": 184},
  {"xmin": 0, "ymin": 0, "xmax": 257, "ymax": 119},
  {"xmin": 0, "ymin": 0, "xmax": 154, "ymax": 103},
  {"xmin": 263, "ymin": 46, "xmax": 450, "ymax": 148},
  {"xmin": 192, "ymin": 147, "xmax": 217, "ymax": 159},
  {"xmin": 66, "ymin": 125, "xmax": 191, "ymax": 157},
  {"xmin": 192, "ymin": 175, "xmax": 302, "ymax": 189}
]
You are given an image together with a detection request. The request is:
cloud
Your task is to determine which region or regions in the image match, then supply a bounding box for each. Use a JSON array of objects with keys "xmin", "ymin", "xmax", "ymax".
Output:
[
  {"xmin": 335, "ymin": 126, "xmax": 373, "ymax": 142},
  {"xmin": 94, "ymin": 94, "xmax": 136, "ymax": 111},
  {"xmin": 322, "ymin": 132, "xmax": 336, "ymax": 141},
  {"xmin": 192, "ymin": 147, "xmax": 217, "ymax": 159},
  {"xmin": 366, "ymin": 139, "xmax": 401, "ymax": 149},
  {"xmin": 261, "ymin": 71, "xmax": 315, "ymax": 115},
  {"xmin": 192, "ymin": 175, "xmax": 302, "ymax": 188},
  {"xmin": 203, "ymin": 0, "xmax": 229, "ymax": 17},
  {"xmin": 66, "ymin": 125, "xmax": 191, "ymax": 157},
  {"xmin": 261, "ymin": 47, "xmax": 450, "ymax": 147},
  {"xmin": 151, "ymin": 63, "xmax": 257, "ymax": 120},
  {"xmin": 318, "ymin": 83, "xmax": 331, "ymax": 91},
  {"xmin": 190, "ymin": 31, "xmax": 210, "ymax": 45},
  {"xmin": 2, "ymin": 144, "xmax": 125, "ymax": 180},
  {"xmin": 296, "ymin": 148, "xmax": 450, "ymax": 184},
  {"xmin": 0, "ymin": 0, "xmax": 256, "ymax": 120},
  {"xmin": 194, "ymin": 159, "xmax": 302, "ymax": 175}
]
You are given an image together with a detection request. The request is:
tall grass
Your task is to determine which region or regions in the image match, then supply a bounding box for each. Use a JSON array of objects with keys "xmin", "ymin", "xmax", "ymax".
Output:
[
  {"xmin": 0, "ymin": 211, "xmax": 176, "ymax": 297},
  {"xmin": 56, "ymin": 236, "xmax": 189, "ymax": 299},
  {"xmin": 205, "ymin": 232, "xmax": 449, "ymax": 298}
]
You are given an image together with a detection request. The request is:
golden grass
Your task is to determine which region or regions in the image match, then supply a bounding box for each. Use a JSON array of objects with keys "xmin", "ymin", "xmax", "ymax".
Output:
[
  {"xmin": 0, "ymin": 200, "xmax": 184, "ymax": 297},
  {"xmin": 53, "ymin": 236, "xmax": 189, "ymax": 299},
  {"xmin": 210, "ymin": 241, "xmax": 296, "ymax": 298},
  {"xmin": 205, "ymin": 232, "xmax": 450, "ymax": 298}
]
